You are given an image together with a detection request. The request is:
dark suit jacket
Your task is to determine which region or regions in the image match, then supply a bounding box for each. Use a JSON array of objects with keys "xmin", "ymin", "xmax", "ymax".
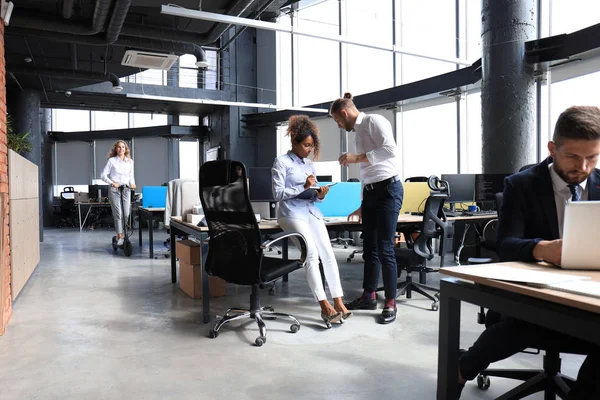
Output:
[{"xmin": 496, "ymin": 157, "xmax": 600, "ymax": 262}]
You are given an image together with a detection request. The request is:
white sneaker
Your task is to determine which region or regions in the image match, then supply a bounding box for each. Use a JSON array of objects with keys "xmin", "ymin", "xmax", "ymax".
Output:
[{"xmin": 117, "ymin": 238, "xmax": 124, "ymax": 246}]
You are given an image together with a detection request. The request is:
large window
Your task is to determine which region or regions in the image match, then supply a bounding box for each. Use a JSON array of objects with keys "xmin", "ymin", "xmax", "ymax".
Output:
[
  {"xmin": 295, "ymin": 1, "xmax": 340, "ymax": 105},
  {"xmin": 401, "ymin": 100, "xmax": 458, "ymax": 179}
]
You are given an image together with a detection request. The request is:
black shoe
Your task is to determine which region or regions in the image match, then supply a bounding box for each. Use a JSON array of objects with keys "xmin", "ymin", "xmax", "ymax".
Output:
[
  {"xmin": 345, "ymin": 297, "xmax": 377, "ymax": 310},
  {"xmin": 378, "ymin": 306, "xmax": 397, "ymax": 324}
]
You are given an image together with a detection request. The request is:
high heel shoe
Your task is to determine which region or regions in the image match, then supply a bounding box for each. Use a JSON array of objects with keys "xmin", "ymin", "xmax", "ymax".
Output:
[
  {"xmin": 334, "ymin": 310, "xmax": 352, "ymax": 324},
  {"xmin": 321, "ymin": 311, "xmax": 342, "ymax": 329}
]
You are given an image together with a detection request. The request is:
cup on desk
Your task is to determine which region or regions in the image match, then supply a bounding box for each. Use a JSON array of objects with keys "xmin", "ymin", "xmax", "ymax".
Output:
[{"xmin": 468, "ymin": 205, "xmax": 480, "ymax": 212}]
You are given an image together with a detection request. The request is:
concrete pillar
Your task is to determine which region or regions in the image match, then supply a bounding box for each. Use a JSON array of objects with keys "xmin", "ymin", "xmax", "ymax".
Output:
[
  {"xmin": 41, "ymin": 109, "xmax": 53, "ymax": 231},
  {"xmin": 481, "ymin": 0, "xmax": 536, "ymax": 173},
  {"xmin": 10, "ymin": 89, "xmax": 44, "ymax": 241}
]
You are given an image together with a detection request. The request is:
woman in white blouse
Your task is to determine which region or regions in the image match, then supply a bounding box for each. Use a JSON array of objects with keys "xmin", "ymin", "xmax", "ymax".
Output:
[
  {"xmin": 271, "ymin": 115, "xmax": 351, "ymax": 326},
  {"xmin": 101, "ymin": 140, "xmax": 136, "ymax": 246}
]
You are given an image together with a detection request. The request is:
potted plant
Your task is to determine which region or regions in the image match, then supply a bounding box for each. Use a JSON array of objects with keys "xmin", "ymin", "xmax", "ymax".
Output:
[{"xmin": 6, "ymin": 115, "xmax": 31, "ymax": 156}]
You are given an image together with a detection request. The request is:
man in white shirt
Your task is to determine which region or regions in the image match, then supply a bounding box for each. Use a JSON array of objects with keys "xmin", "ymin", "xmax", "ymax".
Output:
[{"xmin": 329, "ymin": 92, "xmax": 403, "ymax": 324}]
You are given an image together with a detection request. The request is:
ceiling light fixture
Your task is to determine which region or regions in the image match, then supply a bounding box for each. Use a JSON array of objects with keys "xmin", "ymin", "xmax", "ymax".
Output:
[{"xmin": 161, "ymin": 5, "xmax": 470, "ymax": 66}]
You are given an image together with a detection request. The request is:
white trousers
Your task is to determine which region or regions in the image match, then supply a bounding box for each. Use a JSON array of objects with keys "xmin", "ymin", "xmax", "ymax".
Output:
[{"xmin": 279, "ymin": 215, "xmax": 344, "ymax": 301}]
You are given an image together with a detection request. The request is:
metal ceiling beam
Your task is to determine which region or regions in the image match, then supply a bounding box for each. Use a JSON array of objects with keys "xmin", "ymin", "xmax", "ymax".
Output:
[
  {"xmin": 242, "ymin": 59, "xmax": 482, "ymax": 126},
  {"xmin": 49, "ymin": 125, "xmax": 204, "ymax": 142},
  {"xmin": 161, "ymin": 5, "xmax": 471, "ymax": 66},
  {"xmin": 525, "ymin": 22, "xmax": 600, "ymax": 64}
]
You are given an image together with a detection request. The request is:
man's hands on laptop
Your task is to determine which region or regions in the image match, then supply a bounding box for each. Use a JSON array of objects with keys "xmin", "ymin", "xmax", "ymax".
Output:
[{"xmin": 533, "ymin": 239, "xmax": 562, "ymax": 265}]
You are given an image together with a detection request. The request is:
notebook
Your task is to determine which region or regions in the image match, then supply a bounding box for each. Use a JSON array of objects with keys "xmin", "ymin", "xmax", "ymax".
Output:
[
  {"xmin": 296, "ymin": 183, "xmax": 338, "ymax": 200},
  {"xmin": 560, "ymin": 201, "xmax": 600, "ymax": 269}
]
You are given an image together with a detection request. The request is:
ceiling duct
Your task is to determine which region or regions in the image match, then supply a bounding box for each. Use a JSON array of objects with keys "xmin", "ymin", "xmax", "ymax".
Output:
[{"xmin": 9, "ymin": 66, "xmax": 123, "ymax": 91}]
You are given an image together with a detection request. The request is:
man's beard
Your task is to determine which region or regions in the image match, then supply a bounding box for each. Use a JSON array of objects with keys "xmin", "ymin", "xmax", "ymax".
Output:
[{"xmin": 553, "ymin": 163, "xmax": 588, "ymax": 185}]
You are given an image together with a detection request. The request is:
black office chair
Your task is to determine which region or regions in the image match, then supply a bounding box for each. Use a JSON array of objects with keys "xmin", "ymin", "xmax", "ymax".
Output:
[
  {"xmin": 519, "ymin": 163, "xmax": 537, "ymax": 172},
  {"xmin": 200, "ymin": 160, "xmax": 308, "ymax": 347},
  {"xmin": 53, "ymin": 187, "xmax": 77, "ymax": 228},
  {"xmin": 379, "ymin": 176, "xmax": 453, "ymax": 311},
  {"xmin": 404, "ymin": 176, "xmax": 429, "ymax": 182}
]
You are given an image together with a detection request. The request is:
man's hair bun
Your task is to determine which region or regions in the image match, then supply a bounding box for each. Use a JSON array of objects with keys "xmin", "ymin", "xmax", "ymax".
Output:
[{"xmin": 343, "ymin": 92, "xmax": 353, "ymax": 99}]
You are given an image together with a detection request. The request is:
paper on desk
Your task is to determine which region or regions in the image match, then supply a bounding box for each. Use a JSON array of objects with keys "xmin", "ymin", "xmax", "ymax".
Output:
[{"xmin": 450, "ymin": 265, "xmax": 588, "ymax": 287}]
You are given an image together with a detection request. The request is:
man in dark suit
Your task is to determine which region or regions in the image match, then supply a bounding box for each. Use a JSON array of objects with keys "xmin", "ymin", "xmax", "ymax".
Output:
[{"xmin": 457, "ymin": 106, "xmax": 600, "ymax": 399}]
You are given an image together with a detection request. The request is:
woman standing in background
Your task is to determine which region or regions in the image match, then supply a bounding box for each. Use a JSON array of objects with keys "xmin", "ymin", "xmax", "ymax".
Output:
[{"xmin": 101, "ymin": 140, "xmax": 136, "ymax": 246}]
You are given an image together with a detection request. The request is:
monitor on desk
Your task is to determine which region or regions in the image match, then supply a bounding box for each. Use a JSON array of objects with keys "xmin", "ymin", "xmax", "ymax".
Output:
[
  {"xmin": 475, "ymin": 173, "xmax": 509, "ymax": 203},
  {"xmin": 441, "ymin": 174, "xmax": 475, "ymax": 211},
  {"xmin": 88, "ymin": 184, "xmax": 109, "ymax": 202},
  {"xmin": 247, "ymin": 167, "xmax": 277, "ymax": 218}
]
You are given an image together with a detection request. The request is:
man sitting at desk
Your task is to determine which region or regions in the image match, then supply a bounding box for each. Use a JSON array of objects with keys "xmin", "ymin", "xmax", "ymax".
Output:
[{"xmin": 457, "ymin": 106, "xmax": 600, "ymax": 399}]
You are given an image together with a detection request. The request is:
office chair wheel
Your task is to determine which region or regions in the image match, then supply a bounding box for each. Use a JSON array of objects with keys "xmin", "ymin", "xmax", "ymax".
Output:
[
  {"xmin": 476, "ymin": 374, "xmax": 491, "ymax": 390},
  {"xmin": 347, "ymin": 257, "xmax": 352, "ymax": 263},
  {"xmin": 431, "ymin": 302, "xmax": 439, "ymax": 311},
  {"xmin": 123, "ymin": 241, "xmax": 133, "ymax": 257},
  {"xmin": 264, "ymin": 306, "xmax": 275, "ymax": 312},
  {"xmin": 290, "ymin": 324, "xmax": 300, "ymax": 333},
  {"xmin": 255, "ymin": 336, "xmax": 266, "ymax": 347},
  {"xmin": 208, "ymin": 330, "xmax": 219, "ymax": 339}
]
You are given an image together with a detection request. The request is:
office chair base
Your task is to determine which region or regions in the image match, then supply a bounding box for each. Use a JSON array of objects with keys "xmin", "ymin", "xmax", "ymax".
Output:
[
  {"xmin": 479, "ymin": 369, "xmax": 575, "ymax": 399},
  {"xmin": 347, "ymin": 249, "xmax": 363, "ymax": 263},
  {"xmin": 209, "ymin": 306, "xmax": 301, "ymax": 346},
  {"xmin": 377, "ymin": 276, "xmax": 440, "ymax": 310}
]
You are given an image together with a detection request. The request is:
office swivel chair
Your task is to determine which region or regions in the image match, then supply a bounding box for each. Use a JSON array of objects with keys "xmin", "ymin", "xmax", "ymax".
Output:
[
  {"xmin": 379, "ymin": 176, "xmax": 453, "ymax": 311},
  {"xmin": 404, "ymin": 176, "xmax": 429, "ymax": 182},
  {"xmin": 53, "ymin": 187, "xmax": 77, "ymax": 228},
  {"xmin": 200, "ymin": 160, "xmax": 308, "ymax": 346}
]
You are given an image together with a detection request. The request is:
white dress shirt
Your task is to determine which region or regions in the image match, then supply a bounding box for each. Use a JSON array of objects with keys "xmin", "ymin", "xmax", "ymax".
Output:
[
  {"xmin": 548, "ymin": 163, "xmax": 588, "ymax": 238},
  {"xmin": 101, "ymin": 156, "xmax": 135, "ymax": 186},
  {"xmin": 353, "ymin": 112, "xmax": 400, "ymax": 189}
]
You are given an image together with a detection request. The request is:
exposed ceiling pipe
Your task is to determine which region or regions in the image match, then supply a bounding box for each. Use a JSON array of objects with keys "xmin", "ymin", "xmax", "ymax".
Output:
[
  {"xmin": 105, "ymin": 0, "xmax": 131, "ymax": 43},
  {"xmin": 62, "ymin": 0, "xmax": 75, "ymax": 19},
  {"xmin": 7, "ymin": 27, "xmax": 208, "ymax": 68},
  {"xmin": 11, "ymin": 0, "xmax": 113, "ymax": 36},
  {"xmin": 9, "ymin": 66, "xmax": 123, "ymax": 91}
]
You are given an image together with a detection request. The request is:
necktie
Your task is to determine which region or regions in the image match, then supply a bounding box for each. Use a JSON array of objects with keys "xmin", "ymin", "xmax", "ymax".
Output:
[{"xmin": 568, "ymin": 184, "xmax": 581, "ymax": 202}]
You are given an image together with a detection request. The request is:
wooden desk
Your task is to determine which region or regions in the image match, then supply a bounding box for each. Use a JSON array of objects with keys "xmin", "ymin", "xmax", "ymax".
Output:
[
  {"xmin": 137, "ymin": 207, "xmax": 166, "ymax": 258},
  {"xmin": 436, "ymin": 262, "xmax": 600, "ymax": 399}
]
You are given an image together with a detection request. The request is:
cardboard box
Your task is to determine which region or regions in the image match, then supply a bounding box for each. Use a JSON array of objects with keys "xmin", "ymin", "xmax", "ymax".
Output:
[
  {"xmin": 175, "ymin": 239, "xmax": 201, "ymax": 265},
  {"xmin": 179, "ymin": 262, "xmax": 226, "ymax": 298},
  {"xmin": 186, "ymin": 213, "xmax": 204, "ymax": 225}
]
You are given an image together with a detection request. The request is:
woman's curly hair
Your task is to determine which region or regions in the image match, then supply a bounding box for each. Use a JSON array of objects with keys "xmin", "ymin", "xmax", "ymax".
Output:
[{"xmin": 287, "ymin": 115, "xmax": 320, "ymax": 160}]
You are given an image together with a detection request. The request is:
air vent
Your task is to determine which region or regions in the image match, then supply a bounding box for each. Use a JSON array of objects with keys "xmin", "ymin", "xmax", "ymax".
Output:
[{"xmin": 121, "ymin": 50, "xmax": 178, "ymax": 70}]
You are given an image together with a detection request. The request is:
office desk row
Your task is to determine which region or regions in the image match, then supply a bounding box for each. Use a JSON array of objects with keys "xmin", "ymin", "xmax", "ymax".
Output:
[
  {"xmin": 168, "ymin": 213, "xmax": 496, "ymax": 324},
  {"xmin": 437, "ymin": 262, "xmax": 600, "ymax": 399}
]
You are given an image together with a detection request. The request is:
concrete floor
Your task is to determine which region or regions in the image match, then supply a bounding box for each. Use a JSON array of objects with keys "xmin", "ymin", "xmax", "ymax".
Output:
[{"xmin": 0, "ymin": 228, "xmax": 586, "ymax": 400}]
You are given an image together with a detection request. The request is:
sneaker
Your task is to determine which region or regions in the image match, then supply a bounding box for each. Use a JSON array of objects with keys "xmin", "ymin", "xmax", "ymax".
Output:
[
  {"xmin": 117, "ymin": 238, "xmax": 124, "ymax": 246},
  {"xmin": 345, "ymin": 297, "xmax": 377, "ymax": 310}
]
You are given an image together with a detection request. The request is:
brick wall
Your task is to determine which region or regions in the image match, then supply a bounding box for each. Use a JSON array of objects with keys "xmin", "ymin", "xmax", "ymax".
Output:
[{"xmin": 0, "ymin": 20, "xmax": 11, "ymax": 335}]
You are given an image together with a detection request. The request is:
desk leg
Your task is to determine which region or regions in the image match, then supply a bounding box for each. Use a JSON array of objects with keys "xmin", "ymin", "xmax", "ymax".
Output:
[
  {"xmin": 282, "ymin": 238, "xmax": 289, "ymax": 282},
  {"xmin": 170, "ymin": 227, "xmax": 177, "ymax": 283},
  {"xmin": 148, "ymin": 212, "xmax": 154, "ymax": 259},
  {"xmin": 201, "ymin": 233, "xmax": 210, "ymax": 324},
  {"xmin": 138, "ymin": 210, "xmax": 143, "ymax": 246},
  {"xmin": 455, "ymin": 223, "xmax": 471, "ymax": 265},
  {"xmin": 437, "ymin": 280, "xmax": 461, "ymax": 400},
  {"xmin": 78, "ymin": 204, "xmax": 83, "ymax": 232}
]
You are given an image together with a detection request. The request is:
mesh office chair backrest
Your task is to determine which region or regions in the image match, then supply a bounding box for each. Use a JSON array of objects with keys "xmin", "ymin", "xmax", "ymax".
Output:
[
  {"xmin": 413, "ymin": 192, "xmax": 451, "ymax": 261},
  {"xmin": 199, "ymin": 160, "xmax": 264, "ymax": 285}
]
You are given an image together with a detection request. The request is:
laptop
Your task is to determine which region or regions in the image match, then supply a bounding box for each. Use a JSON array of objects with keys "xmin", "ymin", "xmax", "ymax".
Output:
[{"xmin": 560, "ymin": 201, "xmax": 600, "ymax": 269}]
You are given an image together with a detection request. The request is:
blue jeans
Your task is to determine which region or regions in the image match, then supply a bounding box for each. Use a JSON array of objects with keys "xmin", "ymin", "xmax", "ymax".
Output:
[{"xmin": 361, "ymin": 179, "xmax": 403, "ymax": 299}]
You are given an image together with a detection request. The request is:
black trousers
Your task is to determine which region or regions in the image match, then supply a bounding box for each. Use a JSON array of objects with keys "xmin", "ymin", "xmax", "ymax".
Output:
[{"xmin": 459, "ymin": 314, "xmax": 600, "ymax": 399}]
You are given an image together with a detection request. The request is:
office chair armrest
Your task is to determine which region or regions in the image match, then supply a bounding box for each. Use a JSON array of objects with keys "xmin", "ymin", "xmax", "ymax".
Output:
[{"xmin": 262, "ymin": 232, "xmax": 308, "ymax": 263}]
